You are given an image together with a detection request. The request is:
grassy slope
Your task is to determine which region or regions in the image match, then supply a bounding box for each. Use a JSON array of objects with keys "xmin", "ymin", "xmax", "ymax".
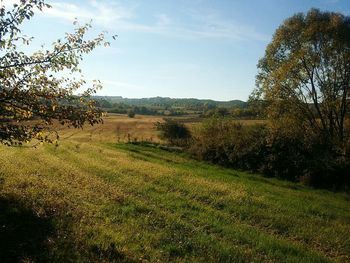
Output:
[{"xmin": 0, "ymin": 116, "xmax": 349, "ymax": 262}]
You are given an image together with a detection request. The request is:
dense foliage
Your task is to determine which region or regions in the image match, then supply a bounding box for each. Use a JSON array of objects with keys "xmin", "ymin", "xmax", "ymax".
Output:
[
  {"xmin": 190, "ymin": 117, "xmax": 350, "ymax": 189},
  {"xmin": 155, "ymin": 119, "xmax": 192, "ymax": 146},
  {"xmin": 0, "ymin": 0, "xmax": 109, "ymax": 146}
]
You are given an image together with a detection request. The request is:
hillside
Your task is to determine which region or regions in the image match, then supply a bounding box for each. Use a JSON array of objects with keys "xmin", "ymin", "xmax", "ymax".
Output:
[
  {"xmin": 94, "ymin": 96, "xmax": 247, "ymax": 108},
  {"xmin": 93, "ymin": 96, "xmax": 253, "ymax": 118},
  {"xmin": 0, "ymin": 115, "xmax": 349, "ymax": 262}
]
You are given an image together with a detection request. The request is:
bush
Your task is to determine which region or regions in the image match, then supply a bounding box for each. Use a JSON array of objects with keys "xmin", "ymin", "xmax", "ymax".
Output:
[
  {"xmin": 190, "ymin": 118, "xmax": 268, "ymax": 170},
  {"xmin": 190, "ymin": 117, "xmax": 350, "ymax": 189},
  {"xmin": 127, "ymin": 109, "xmax": 135, "ymax": 118},
  {"xmin": 155, "ymin": 119, "xmax": 192, "ymax": 147}
]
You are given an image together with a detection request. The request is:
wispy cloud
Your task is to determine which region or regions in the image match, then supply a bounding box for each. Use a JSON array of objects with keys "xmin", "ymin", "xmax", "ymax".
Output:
[
  {"xmin": 155, "ymin": 14, "xmax": 172, "ymax": 27},
  {"xmin": 40, "ymin": 0, "xmax": 268, "ymax": 42},
  {"xmin": 43, "ymin": 0, "xmax": 133, "ymax": 26},
  {"xmin": 185, "ymin": 10, "xmax": 269, "ymax": 41}
]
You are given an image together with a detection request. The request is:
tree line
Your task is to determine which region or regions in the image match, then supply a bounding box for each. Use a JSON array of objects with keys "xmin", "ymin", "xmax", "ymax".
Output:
[{"xmin": 95, "ymin": 97, "xmax": 261, "ymax": 118}]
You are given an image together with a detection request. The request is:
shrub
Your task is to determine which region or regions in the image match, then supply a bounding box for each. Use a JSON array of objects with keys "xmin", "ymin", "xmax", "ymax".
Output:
[
  {"xmin": 190, "ymin": 117, "xmax": 350, "ymax": 189},
  {"xmin": 155, "ymin": 119, "xmax": 192, "ymax": 147},
  {"xmin": 190, "ymin": 118, "xmax": 268, "ymax": 170},
  {"xmin": 127, "ymin": 109, "xmax": 135, "ymax": 118}
]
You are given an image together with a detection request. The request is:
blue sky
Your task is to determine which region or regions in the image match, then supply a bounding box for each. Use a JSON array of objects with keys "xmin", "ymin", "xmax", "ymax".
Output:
[{"xmin": 12, "ymin": 0, "xmax": 350, "ymax": 100}]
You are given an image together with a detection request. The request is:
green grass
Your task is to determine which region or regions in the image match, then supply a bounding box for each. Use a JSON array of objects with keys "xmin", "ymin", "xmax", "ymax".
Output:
[{"xmin": 0, "ymin": 141, "xmax": 349, "ymax": 262}]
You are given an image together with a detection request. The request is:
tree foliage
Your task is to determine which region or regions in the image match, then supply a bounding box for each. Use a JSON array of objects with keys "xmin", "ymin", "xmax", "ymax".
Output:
[
  {"xmin": 0, "ymin": 0, "xmax": 110, "ymax": 146},
  {"xmin": 127, "ymin": 109, "xmax": 135, "ymax": 118},
  {"xmin": 253, "ymin": 9, "xmax": 350, "ymax": 152},
  {"xmin": 155, "ymin": 119, "xmax": 191, "ymax": 146}
]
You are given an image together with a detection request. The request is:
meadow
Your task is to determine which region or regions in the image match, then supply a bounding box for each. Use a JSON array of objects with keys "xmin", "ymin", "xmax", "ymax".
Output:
[{"xmin": 0, "ymin": 114, "xmax": 349, "ymax": 262}]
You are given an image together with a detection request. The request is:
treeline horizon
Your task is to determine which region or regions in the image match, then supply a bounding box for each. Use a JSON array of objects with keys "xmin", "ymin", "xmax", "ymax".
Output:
[
  {"xmin": 94, "ymin": 95, "xmax": 262, "ymax": 118},
  {"xmin": 94, "ymin": 95, "xmax": 247, "ymax": 106}
]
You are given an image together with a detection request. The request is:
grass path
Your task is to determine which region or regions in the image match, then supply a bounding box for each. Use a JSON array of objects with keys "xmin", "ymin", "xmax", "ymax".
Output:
[{"xmin": 0, "ymin": 140, "xmax": 349, "ymax": 262}]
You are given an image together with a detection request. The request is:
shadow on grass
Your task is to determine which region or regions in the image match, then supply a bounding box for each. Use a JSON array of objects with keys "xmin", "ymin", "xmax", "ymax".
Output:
[
  {"xmin": 0, "ymin": 194, "xmax": 138, "ymax": 263},
  {"xmin": 0, "ymin": 197, "xmax": 53, "ymax": 263}
]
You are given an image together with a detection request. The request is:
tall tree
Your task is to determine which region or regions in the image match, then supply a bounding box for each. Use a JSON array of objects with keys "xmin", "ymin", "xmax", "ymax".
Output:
[
  {"xmin": 253, "ymin": 9, "xmax": 350, "ymax": 151},
  {"xmin": 0, "ymin": 0, "xmax": 110, "ymax": 146}
]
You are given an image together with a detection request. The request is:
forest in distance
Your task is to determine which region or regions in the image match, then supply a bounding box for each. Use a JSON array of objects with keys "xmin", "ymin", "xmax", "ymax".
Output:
[
  {"xmin": 1, "ymin": 1, "xmax": 350, "ymax": 262},
  {"xmin": 94, "ymin": 96, "xmax": 252, "ymax": 118}
]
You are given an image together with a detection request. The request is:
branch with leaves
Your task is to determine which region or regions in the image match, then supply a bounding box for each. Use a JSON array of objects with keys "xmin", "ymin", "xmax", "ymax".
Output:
[{"xmin": 0, "ymin": 0, "xmax": 113, "ymax": 146}]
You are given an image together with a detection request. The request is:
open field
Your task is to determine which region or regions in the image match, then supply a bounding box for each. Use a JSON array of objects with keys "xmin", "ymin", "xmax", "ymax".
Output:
[
  {"xmin": 0, "ymin": 114, "xmax": 349, "ymax": 262},
  {"xmin": 53, "ymin": 113, "xmax": 266, "ymax": 144},
  {"xmin": 54, "ymin": 114, "xmax": 164, "ymax": 144}
]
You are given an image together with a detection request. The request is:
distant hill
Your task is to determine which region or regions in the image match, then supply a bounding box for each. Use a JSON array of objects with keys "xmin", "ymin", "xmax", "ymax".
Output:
[
  {"xmin": 93, "ymin": 96, "xmax": 247, "ymax": 108},
  {"xmin": 92, "ymin": 96, "xmax": 257, "ymax": 118}
]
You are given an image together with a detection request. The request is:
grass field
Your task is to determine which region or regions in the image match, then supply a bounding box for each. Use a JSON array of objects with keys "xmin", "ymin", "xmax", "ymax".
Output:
[{"xmin": 0, "ymin": 114, "xmax": 349, "ymax": 262}]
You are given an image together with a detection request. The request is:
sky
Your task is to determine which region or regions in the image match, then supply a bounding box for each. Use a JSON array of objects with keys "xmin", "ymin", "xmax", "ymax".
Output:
[{"xmin": 7, "ymin": 0, "xmax": 350, "ymax": 101}]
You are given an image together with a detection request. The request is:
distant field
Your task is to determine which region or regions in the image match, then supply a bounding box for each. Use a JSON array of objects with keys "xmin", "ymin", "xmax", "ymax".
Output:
[
  {"xmin": 0, "ymin": 114, "xmax": 349, "ymax": 262},
  {"xmin": 54, "ymin": 113, "xmax": 265, "ymax": 144},
  {"xmin": 54, "ymin": 113, "xmax": 164, "ymax": 144}
]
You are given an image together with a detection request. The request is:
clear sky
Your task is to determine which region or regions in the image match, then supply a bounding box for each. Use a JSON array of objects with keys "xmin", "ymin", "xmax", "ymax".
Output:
[{"xmin": 12, "ymin": 0, "xmax": 350, "ymax": 100}]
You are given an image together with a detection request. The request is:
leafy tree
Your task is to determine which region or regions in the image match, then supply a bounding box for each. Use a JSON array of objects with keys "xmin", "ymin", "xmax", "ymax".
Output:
[
  {"xmin": 0, "ymin": 0, "xmax": 111, "ymax": 146},
  {"xmin": 253, "ymin": 9, "xmax": 350, "ymax": 152}
]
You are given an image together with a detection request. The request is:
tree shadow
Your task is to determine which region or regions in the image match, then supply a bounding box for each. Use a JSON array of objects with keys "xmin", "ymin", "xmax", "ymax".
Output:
[
  {"xmin": 0, "ymin": 197, "xmax": 53, "ymax": 263},
  {"xmin": 0, "ymin": 196, "xmax": 140, "ymax": 262}
]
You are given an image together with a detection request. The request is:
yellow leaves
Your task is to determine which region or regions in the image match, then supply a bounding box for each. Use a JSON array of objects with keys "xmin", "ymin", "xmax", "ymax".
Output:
[
  {"xmin": 26, "ymin": 110, "xmax": 33, "ymax": 118},
  {"xmin": 4, "ymin": 105, "xmax": 13, "ymax": 112},
  {"xmin": 3, "ymin": 105, "xmax": 33, "ymax": 119}
]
